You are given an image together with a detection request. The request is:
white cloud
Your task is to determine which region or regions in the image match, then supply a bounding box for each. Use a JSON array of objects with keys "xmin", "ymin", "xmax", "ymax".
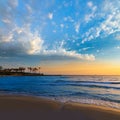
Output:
[
  {"xmin": 19, "ymin": 28, "xmax": 95, "ymax": 61},
  {"xmin": 41, "ymin": 40, "xmax": 95, "ymax": 61},
  {"xmin": 48, "ymin": 13, "xmax": 53, "ymax": 20},
  {"xmin": 0, "ymin": 23, "xmax": 95, "ymax": 61},
  {"xmin": 0, "ymin": 0, "xmax": 96, "ymax": 62},
  {"xmin": 27, "ymin": 36, "xmax": 44, "ymax": 55},
  {"xmin": 82, "ymin": 0, "xmax": 120, "ymax": 43},
  {"xmin": 42, "ymin": 48, "xmax": 95, "ymax": 61},
  {"xmin": 115, "ymin": 34, "xmax": 120, "ymax": 40},
  {"xmin": 79, "ymin": 47, "xmax": 93, "ymax": 51},
  {"xmin": 26, "ymin": 4, "xmax": 33, "ymax": 13},
  {"xmin": 85, "ymin": 2, "xmax": 97, "ymax": 23},
  {"xmin": 85, "ymin": 13, "xmax": 94, "ymax": 23},
  {"xmin": 75, "ymin": 22, "xmax": 80, "ymax": 33},
  {"xmin": 0, "ymin": 24, "xmax": 44, "ymax": 55},
  {"xmin": 82, "ymin": 47, "xmax": 91, "ymax": 51},
  {"xmin": 64, "ymin": 17, "xmax": 68, "ymax": 21},
  {"xmin": 60, "ymin": 24, "xmax": 64, "ymax": 28},
  {"xmin": 53, "ymin": 30, "xmax": 56, "ymax": 33},
  {"xmin": 15, "ymin": 25, "xmax": 45, "ymax": 55},
  {"xmin": 2, "ymin": 19, "xmax": 11, "ymax": 24},
  {"xmin": 0, "ymin": 33, "xmax": 13, "ymax": 43},
  {"xmin": 8, "ymin": 0, "xmax": 18, "ymax": 8},
  {"xmin": 87, "ymin": 1, "xmax": 93, "ymax": 8},
  {"xmin": 67, "ymin": 16, "xmax": 74, "ymax": 22},
  {"xmin": 115, "ymin": 46, "xmax": 120, "ymax": 49},
  {"xmin": 97, "ymin": 50, "xmax": 100, "ymax": 53}
]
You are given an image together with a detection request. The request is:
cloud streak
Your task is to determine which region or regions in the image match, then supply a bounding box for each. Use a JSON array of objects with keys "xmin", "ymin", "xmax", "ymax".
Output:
[{"xmin": 82, "ymin": 0, "xmax": 120, "ymax": 43}]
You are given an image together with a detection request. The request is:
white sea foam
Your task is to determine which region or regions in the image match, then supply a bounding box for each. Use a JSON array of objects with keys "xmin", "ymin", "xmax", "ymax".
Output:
[{"xmin": 53, "ymin": 97, "xmax": 120, "ymax": 110}]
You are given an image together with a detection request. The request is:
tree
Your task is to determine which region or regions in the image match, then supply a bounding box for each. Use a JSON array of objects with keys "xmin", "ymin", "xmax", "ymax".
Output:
[
  {"xmin": 0, "ymin": 66, "xmax": 2, "ymax": 71},
  {"xmin": 38, "ymin": 67, "xmax": 41, "ymax": 74},
  {"xmin": 12, "ymin": 68, "xmax": 19, "ymax": 72},
  {"xmin": 32, "ymin": 67, "xmax": 38, "ymax": 73},
  {"xmin": 19, "ymin": 67, "xmax": 26, "ymax": 72},
  {"xmin": 27, "ymin": 67, "xmax": 32, "ymax": 73}
]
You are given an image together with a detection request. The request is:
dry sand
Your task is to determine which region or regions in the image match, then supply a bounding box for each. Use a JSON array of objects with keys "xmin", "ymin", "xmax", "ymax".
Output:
[{"xmin": 0, "ymin": 95, "xmax": 120, "ymax": 120}]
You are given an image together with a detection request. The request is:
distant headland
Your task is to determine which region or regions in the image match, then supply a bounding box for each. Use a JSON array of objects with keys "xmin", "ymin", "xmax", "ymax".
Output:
[{"xmin": 0, "ymin": 66, "xmax": 44, "ymax": 76}]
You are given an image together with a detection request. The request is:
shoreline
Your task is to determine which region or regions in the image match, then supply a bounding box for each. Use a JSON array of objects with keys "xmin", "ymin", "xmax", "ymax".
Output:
[
  {"xmin": 1, "ymin": 92, "xmax": 120, "ymax": 110},
  {"xmin": 1, "ymin": 73, "xmax": 120, "ymax": 76},
  {"xmin": 0, "ymin": 72, "xmax": 44, "ymax": 76},
  {"xmin": 0, "ymin": 95, "xmax": 120, "ymax": 120}
]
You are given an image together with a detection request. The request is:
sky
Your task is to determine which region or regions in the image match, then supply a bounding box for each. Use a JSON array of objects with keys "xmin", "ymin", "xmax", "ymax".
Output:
[{"xmin": 0, "ymin": 0, "xmax": 120, "ymax": 75}]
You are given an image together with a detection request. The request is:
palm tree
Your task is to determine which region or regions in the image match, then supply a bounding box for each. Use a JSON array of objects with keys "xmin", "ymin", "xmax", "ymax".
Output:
[
  {"xmin": 22, "ymin": 67, "xmax": 26, "ymax": 72},
  {"xmin": 27, "ymin": 67, "xmax": 32, "ymax": 73},
  {"xmin": 19, "ymin": 67, "xmax": 26, "ymax": 72},
  {"xmin": 12, "ymin": 68, "xmax": 19, "ymax": 72},
  {"xmin": 33, "ymin": 67, "xmax": 38, "ymax": 73},
  {"xmin": 0, "ymin": 66, "xmax": 2, "ymax": 71},
  {"xmin": 0, "ymin": 66, "xmax": 3, "ymax": 72},
  {"xmin": 38, "ymin": 67, "xmax": 41, "ymax": 74}
]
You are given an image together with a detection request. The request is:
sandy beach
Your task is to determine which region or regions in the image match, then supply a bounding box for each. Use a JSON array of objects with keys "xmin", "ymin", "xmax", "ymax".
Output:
[{"xmin": 0, "ymin": 95, "xmax": 120, "ymax": 120}]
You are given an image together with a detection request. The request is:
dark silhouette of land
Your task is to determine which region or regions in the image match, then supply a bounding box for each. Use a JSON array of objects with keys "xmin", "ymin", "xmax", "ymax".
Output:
[{"xmin": 0, "ymin": 66, "xmax": 44, "ymax": 76}]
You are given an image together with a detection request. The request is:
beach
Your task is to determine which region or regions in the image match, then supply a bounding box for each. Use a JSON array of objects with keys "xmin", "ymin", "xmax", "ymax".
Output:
[{"xmin": 0, "ymin": 95, "xmax": 120, "ymax": 120}]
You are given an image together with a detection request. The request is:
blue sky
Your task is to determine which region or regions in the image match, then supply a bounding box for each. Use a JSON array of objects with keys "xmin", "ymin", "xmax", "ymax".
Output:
[{"xmin": 0, "ymin": 0, "xmax": 120, "ymax": 74}]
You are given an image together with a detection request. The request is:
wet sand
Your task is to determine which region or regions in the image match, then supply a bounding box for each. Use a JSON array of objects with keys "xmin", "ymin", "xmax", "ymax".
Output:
[{"xmin": 0, "ymin": 95, "xmax": 120, "ymax": 120}]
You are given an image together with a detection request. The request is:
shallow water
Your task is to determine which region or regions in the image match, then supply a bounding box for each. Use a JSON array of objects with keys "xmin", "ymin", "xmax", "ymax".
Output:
[{"xmin": 0, "ymin": 75, "xmax": 120, "ymax": 109}]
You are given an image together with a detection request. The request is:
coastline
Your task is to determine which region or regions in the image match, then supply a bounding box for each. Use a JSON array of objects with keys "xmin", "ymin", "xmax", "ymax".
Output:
[
  {"xmin": 0, "ymin": 72, "xmax": 44, "ymax": 76},
  {"xmin": 0, "ymin": 95, "xmax": 120, "ymax": 120}
]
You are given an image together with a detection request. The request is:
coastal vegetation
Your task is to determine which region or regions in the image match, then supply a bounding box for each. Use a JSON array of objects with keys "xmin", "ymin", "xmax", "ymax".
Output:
[{"xmin": 0, "ymin": 66, "xmax": 43, "ymax": 76}]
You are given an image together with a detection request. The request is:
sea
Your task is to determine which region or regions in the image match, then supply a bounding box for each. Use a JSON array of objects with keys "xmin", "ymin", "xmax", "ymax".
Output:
[{"xmin": 0, "ymin": 75, "xmax": 120, "ymax": 109}]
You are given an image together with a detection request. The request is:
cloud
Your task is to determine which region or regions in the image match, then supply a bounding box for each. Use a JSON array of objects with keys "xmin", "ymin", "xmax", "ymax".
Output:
[
  {"xmin": 82, "ymin": 47, "xmax": 92, "ymax": 51},
  {"xmin": 115, "ymin": 46, "xmax": 120, "ymax": 49},
  {"xmin": 96, "ymin": 50, "xmax": 100, "ymax": 53},
  {"xmin": 82, "ymin": 0, "xmax": 120, "ymax": 43},
  {"xmin": 0, "ymin": 24, "xmax": 44, "ymax": 55},
  {"xmin": 41, "ymin": 48, "xmax": 95, "ymax": 61},
  {"xmin": 2, "ymin": 18, "xmax": 11, "ymax": 24},
  {"xmin": 64, "ymin": 17, "xmax": 68, "ymax": 21},
  {"xmin": 0, "ymin": 23, "xmax": 95, "ymax": 61},
  {"xmin": 67, "ymin": 16, "xmax": 74, "ymax": 22},
  {"xmin": 0, "ymin": 32, "xmax": 13, "ymax": 43},
  {"xmin": 0, "ymin": 0, "xmax": 96, "ymax": 62},
  {"xmin": 75, "ymin": 22, "xmax": 80, "ymax": 33},
  {"xmin": 53, "ymin": 30, "xmax": 56, "ymax": 33},
  {"xmin": 60, "ymin": 24, "xmax": 64, "ymax": 28},
  {"xmin": 84, "ymin": 13, "xmax": 94, "ymax": 23},
  {"xmin": 14, "ymin": 25, "xmax": 45, "ymax": 55},
  {"xmin": 115, "ymin": 34, "xmax": 120, "ymax": 41},
  {"xmin": 87, "ymin": 1, "xmax": 93, "ymax": 8},
  {"xmin": 31, "ymin": 39, "xmax": 95, "ymax": 61},
  {"xmin": 26, "ymin": 4, "xmax": 33, "ymax": 13},
  {"xmin": 48, "ymin": 13, "xmax": 53, "ymax": 20},
  {"xmin": 27, "ymin": 35, "xmax": 44, "ymax": 55},
  {"xmin": 8, "ymin": 0, "xmax": 18, "ymax": 8},
  {"xmin": 85, "ymin": 1, "xmax": 97, "ymax": 23}
]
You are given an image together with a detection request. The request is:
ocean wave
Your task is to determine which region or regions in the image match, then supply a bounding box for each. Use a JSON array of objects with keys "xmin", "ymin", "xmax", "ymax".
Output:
[
  {"xmin": 48, "ymin": 80, "xmax": 120, "ymax": 90},
  {"xmin": 54, "ymin": 79, "xmax": 120, "ymax": 84},
  {"xmin": 69, "ymin": 92, "xmax": 120, "ymax": 103},
  {"xmin": 54, "ymin": 97, "xmax": 120, "ymax": 109},
  {"xmin": 67, "ymin": 83, "xmax": 120, "ymax": 90}
]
